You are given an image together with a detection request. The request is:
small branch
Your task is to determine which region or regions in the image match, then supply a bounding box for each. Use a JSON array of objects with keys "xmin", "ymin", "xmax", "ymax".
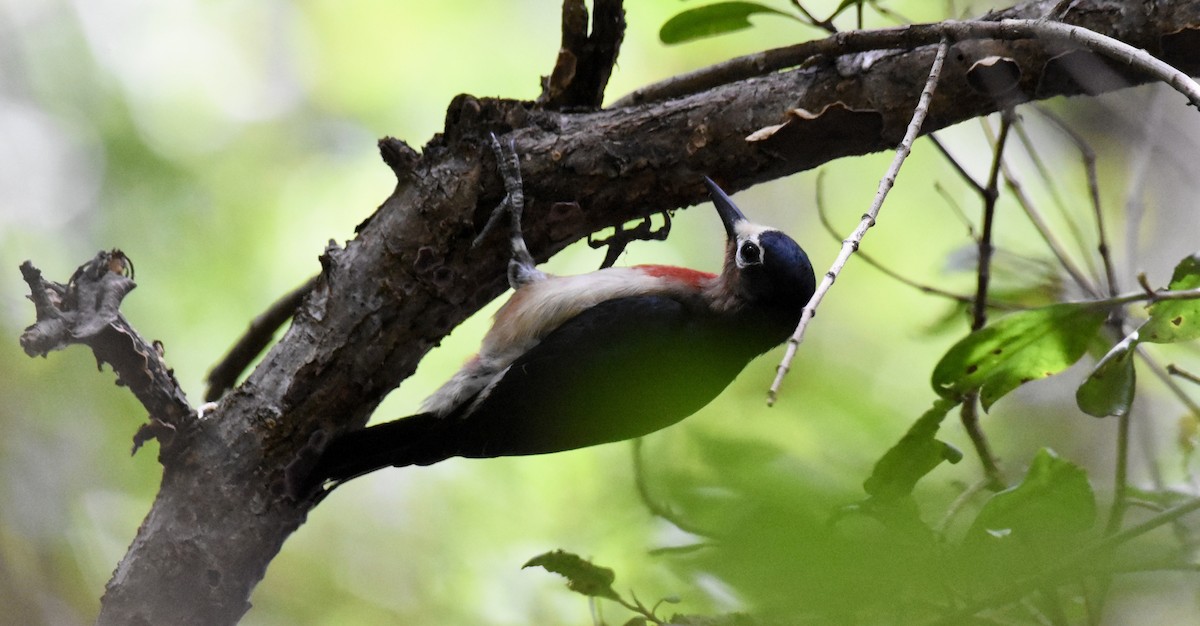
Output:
[
  {"xmin": 769, "ymin": 39, "xmax": 951, "ymax": 404},
  {"xmin": 1033, "ymin": 106, "xmax": 1119, "ymax": 297},
  {"xmin": 1012, "ymin": 114, "xmax": 1102, "ymax": 288},
  {"xmin": 205, "ymin": 275, "xmax": 320, "ymax": 402},
  {"xmin": 789, "ymin": 0, "xmax": 838, "ymax": 33},
  {"xmin": 993, "ymin": 141, "xmax": 1100, "ymax": 298},
  {"xmin": 928, "ymin": 134, "xmax": 984, "ymax": 194},
  {"xmin": 1141, "ymin": 351, "xmax": 1200, "ymax": 418},
  {"xmin": 1106, "ymin": 410, "xmax": 1132, "ymax": 535},
  {"xmin": 1092, "ymin": 285, "xmax": 1200, "ymax": 308},
  {"xmin": 971, "ymin": 111, "xmax": 1013, "ymax": 331},
  {"xmin": 540, "ymin": 0, "xmax": 626, "ymax": 109},
  {"xmin": 1167, "ymin": 364, "xmax": 1200, "ymax": 387},
  {"xmin": 614, "ymin": 18, "xmax": 1200, "ymax": 108},
  {"xmin": 956, "ymin": 111, "xmax": 1011, "ymax": 490},
  {"xmin": 932, "ymin": 182, "xmax": 978, "ymax": 239},
  {"xmin": 960, "ymin": 396, "xmax": 1006, "ymax": 489},
  {"xmin": 815, "ymin": 171, "xmax": 980, "ymax": 305},
  {"xmin": 19, "ymin": 251, "xmax": 195, "ymax": 453}
]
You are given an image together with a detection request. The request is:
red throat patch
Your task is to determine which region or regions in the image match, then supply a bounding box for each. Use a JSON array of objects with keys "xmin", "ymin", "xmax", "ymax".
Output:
[{"xmin": 633, "ymin": 265, "xmax": 716, "ymax": 288}]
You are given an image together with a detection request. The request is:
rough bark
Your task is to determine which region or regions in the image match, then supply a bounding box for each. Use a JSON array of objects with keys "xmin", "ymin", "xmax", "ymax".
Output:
[{"xmin": 17, "ymin": 0, "xmax": 1200, "ymax": 623}]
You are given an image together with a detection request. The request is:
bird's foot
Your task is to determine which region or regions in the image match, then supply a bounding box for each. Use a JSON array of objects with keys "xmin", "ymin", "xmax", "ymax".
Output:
[{"xmin": 475, "ymin": 132, "xmax": 545, "ymax": 288}]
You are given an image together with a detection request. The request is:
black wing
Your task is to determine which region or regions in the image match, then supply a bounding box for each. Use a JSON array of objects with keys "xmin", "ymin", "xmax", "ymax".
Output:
[
  {"xmin": 306, "ymin": 294, "xmax": 761, "ymax": 488},
  {"xmin": 441, "ymin": 294, "xmax": 755, "ymax": 459}
]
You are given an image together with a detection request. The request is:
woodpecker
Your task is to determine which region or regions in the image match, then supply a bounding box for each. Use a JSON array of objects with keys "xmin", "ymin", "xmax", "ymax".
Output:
[{"xmin": 306, "ymin": 146, "xmax": 815, "ymax": 491}]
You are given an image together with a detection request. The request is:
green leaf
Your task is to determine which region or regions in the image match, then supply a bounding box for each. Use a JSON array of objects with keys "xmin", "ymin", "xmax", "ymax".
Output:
[
  {"xmin": 863, "ymin": 398, "xmax": 963, "ymax": 500},
  {"xmin": 931, "ymin": 303, "xmax": 1108, "ymax": 410},
  {"xmin": 523, "ymin": 550, "xmax": 619, "ymax": 600},
  {"xmin": 1076, "ymin": 335, "xmax": 1137, "ymax": 417},
  {"xmin": 967, "ymin": 449, "xmax": 1096, "ymax": 544},
  {"xmin": 659, "ymin": 2, "xmax": 796, "ymax": 45},
  {"xmin": 1141, "ymin": 253, "xmax": 1200, "ymax": 344}
]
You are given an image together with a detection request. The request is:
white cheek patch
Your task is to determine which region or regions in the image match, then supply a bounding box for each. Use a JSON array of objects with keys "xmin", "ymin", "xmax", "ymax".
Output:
[{"xmin": 733, "ymin": 222, "xmax": 777, "ymax": 269}]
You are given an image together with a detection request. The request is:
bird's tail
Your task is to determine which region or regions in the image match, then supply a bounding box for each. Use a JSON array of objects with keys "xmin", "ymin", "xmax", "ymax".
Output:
[{"xmin": 302, "ymin": 412, "xmax": 455, "ymax": 492}]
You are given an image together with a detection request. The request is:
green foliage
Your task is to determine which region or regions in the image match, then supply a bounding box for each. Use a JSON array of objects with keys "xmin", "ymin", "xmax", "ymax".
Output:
[
  {"xmin": 587, "ymin": 435, "xmax": 1137, "ymax": 624},
  {"xmin": 966, "ymin": 449, "xmax": 1096, "ymax": 547},
  {"xmin": 863, "ymin": 397, "xmax": 962, "ymax": 500},
  {"xmin": 659, "ymin": 2, "xmax": 796, "ymax": 45},
  {"xmin": 524, "ymin": 550, "xmax": 681, "ymax": 624},
  {"xmin": 523, "ymin": 549, "xmax": 619, "ymax": 600},
  {"xmin": 1076, "ymin": 254, "xmax": 1200, "ymax": 416},
  {"xmin": 1141, "ymin": 254, "xmax": 1200, "ymax": 344},
  {"xmin": 932, "ymin": 303, "xmax": 1108, "ymax": 410}
]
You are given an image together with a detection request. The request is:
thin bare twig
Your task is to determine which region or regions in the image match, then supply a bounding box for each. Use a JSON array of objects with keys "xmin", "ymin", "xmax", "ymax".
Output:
[
  {"xmin": 990, "ymin": 135, "xmax": 1101, "ymax": 298},
  {"xmin": 1167, "ymin": 364, "xmax": 1200, "ymax": 387},
  {"xmin": 959, "ymin": 110, "xmax": 1015, "ymax": 490},
  {"xmin": 768, "ymin": 39, "xmax": 950, "ymax": 405},
  {"xmin": 815, "ymin": 171, "xmax": 979, "ymax": 305},
  {"xmin": 789, "ymin": 0, "xmax": 838, "ymax": 33},
  {"xmin": 1032, "ymin": 106, "xmax": 1120, "ymax": 297},
  {"xmin": 932, "ymin": 182, "xmax": 977, "ymax": 238},
  {"xmin": 614, "ymin": 19, "xmax": 1200, "ymax": 108},
  {"xmin": 1012, "ymin": 113, "xmax": 1103, "ymax": 288},
  {"xmin": 927, "ymin": 134, "xmax": 984, "ymax": 193},
  {"xmin": 971, "ymin": 111, "xmax": 1013, "ymax": 331},
  {"xmin": 1141, "ymin": 351, "xmax": 1200, "ymax": 418}
]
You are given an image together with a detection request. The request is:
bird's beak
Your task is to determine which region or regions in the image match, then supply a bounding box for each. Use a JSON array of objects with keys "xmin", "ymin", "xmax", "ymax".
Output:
[{"xmin": 704, "ymin": 177, "xmax": 747, "ymax": 239}]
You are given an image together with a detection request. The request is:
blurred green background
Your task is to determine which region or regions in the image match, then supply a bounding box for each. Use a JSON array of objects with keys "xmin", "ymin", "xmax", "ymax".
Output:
[{"xmin": 3, "ymin": 0, "xmax": 1199, "ymax": 624}]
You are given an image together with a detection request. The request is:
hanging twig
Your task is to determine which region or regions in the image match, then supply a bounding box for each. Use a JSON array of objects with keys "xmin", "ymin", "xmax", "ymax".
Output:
[{"xmin": 769, "ymin": 39, "xmax": 950, "ymax": 405}]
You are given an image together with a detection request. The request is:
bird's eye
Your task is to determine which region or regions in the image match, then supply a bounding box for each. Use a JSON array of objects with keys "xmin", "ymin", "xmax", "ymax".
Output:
[{"xmin": 739, "ymin": 241, "xmax": 761, "ymax": 265}]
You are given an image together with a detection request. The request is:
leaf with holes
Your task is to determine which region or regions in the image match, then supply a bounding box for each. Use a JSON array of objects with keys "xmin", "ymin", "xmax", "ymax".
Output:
[
  {"xmin": 523, "ymin": 550, "xmax": 619, "ymax": 600},
  {"xmin": 659, "ymin": 2, "xmax": 797, "ymax": 45},
  {"xmin": 932, "ymin": 303, "xmax": 1108, "ymax": 410},
  {"xmin": 1142, "ymin": 254, "xmax": 1200, "ymax": 344},
  {"xmin": 863, "ymin": 398, "xmax": 963, "ymax": 501},
  {"xmin": 1076, "ymin": 335, "xmax": 1137, "ymax": 417}
]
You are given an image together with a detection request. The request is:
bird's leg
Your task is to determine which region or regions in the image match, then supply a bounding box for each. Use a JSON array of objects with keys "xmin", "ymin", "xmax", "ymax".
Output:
[
  {"xmin": 587, "ymin": 211, "xmax": 673, "ymax": 270},
  {"xmin": 475, "ymin": 133, "xmax": 546, "ymax": 289}
]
